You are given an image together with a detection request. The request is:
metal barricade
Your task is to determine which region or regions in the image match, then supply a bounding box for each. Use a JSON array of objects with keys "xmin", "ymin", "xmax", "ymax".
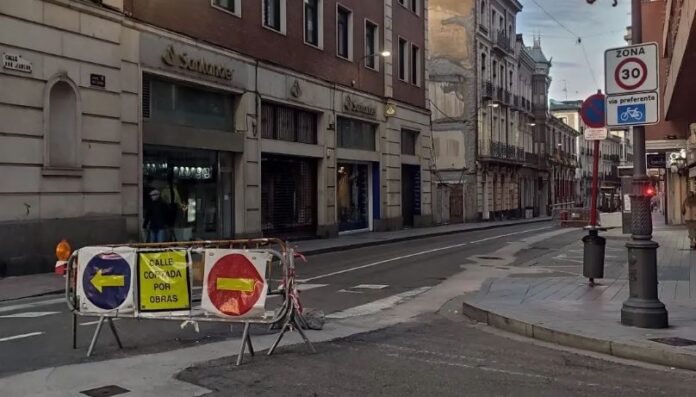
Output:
[
  {"xmin": 552, "ymin": 207, "xmax": 601, "ymax": 228},
  {"xmin": 64, "ymin": 238, "xmax": 315, "ymax": 365}
]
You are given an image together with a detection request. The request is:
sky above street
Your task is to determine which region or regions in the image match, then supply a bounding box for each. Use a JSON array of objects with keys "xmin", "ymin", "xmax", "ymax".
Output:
[{"xmin": 517, "ymin": 0, "xmax": 632, "ymax": 102}]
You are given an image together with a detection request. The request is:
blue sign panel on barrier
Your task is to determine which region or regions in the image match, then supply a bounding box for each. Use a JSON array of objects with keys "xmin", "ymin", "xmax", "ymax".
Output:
[{"xmin": 82, "ymin": 253, "xmax": 131, "ymax": 310}]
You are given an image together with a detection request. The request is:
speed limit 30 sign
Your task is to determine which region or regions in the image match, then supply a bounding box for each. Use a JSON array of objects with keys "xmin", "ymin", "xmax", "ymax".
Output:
[{"xmin": 605, "ymin": 43, "xmax": 658, "ymax": 95}]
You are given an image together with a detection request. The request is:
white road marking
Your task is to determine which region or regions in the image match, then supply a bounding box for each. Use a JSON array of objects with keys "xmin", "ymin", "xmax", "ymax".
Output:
[
  {"xmin": 296, "ymin": 283, "xmax": 329, "ymax": 291},
  {"xmin": 327, "ymin": 287, "xmax": 430, "ymax": 319},
  {"xmin": 0, "ymin": 311, "xmax": 59, "ymax": 319},
  {"xmin": 80, "ymin": 318, "xmax": 121, "ymax": 326},
  {"xmin": 353, "ymin": 284, "xmax": 389, "ymax": 290},
  {"xmin": 299, "ymin": 226, "xmax": 551, "ymax": 283},
  {"xmin": 0, "ymin": 332, "xmax": 44, "ymax": 342},
  {"xmin": 337, "ymin": 289, "xmax": 364, "ymax": 294},
  {"xmin": 0, "ymin": 297, "xmax": 65, "ymax": 314}
]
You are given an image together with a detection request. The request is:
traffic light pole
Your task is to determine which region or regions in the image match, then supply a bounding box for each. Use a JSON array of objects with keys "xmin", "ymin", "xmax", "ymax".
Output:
[{"xmin": 620, "ymin": 0, "xmax": 668, "ymax": 328}]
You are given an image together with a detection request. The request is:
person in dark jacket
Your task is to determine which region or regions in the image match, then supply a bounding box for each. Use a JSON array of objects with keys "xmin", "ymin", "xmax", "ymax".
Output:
[{"xmin": 143, "ymin": 189, "xmax": 168, "ymax": 243}]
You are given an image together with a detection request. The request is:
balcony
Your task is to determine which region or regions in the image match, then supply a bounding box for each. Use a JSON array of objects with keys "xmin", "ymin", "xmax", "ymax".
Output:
[
  {"xmin": 526, "ymin": 152, "xmax": 539, "ymax": 166},
  {"xmin": 495, "ymin": 86, "xmax": 504, "ymax": 102},
  {"xmin": 482, "ymin": 81, "xmax": 493, "ymax": 99},
  {"xmin": 481, "ymin": 141, "xmax": 525, "ymax": 163},
  {"xmin": 493, "ymin": 30, "xmax": 513, "ymax": 54}
]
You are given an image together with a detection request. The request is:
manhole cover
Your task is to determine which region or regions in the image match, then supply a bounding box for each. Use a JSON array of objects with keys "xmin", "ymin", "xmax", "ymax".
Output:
[
  {"xmin": 80, "ymin": 385, "xmax": 130, "ymax": 397},
  {"xmin": 649, "ymin": 337, "xmax": 696, "ymax": 347},
  {"xmin": 478, "ymin": 256, "xmax": 502, "ymax": 260}
]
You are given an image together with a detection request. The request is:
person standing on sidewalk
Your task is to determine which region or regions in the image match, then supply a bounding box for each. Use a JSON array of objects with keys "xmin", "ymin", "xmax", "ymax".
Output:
[
  {"xmin": 143, "ymin": 189, "xmax": 168, "ymax": 243},
  {"xmin": 682, "ymin": 191, "xmax": 696, "ymax": 249}
]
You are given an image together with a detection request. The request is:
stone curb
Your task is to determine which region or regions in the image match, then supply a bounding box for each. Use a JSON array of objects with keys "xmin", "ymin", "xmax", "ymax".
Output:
[
  {"xmin": 461, "ymin": 300, "xmax": 696, "ymax": 372},
  {"xmin": 299, "ymin": 218, "xmax": 552, "ymax": 257}
]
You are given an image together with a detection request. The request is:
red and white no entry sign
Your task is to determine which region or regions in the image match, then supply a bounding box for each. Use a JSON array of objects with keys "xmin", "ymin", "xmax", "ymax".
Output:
[
  {"xmin": 202, "ymin": 251, "xmax": 270, "ymax": 317},
  {"xmin": 605, "ymin": 43, "xmax": 658, "ymax": 95}
]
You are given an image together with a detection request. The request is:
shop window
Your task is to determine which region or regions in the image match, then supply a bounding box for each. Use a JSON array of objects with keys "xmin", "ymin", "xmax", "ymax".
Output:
[
  {"xmin": 365, "ymin": 20, "xmax": 379, "ymax": 70},
  {"xmin": 304, "ymin": 0, "xmax": 323, "ymax": 47},
  {"xmin": 212, "ymin": 0, "xmax": 240, "ymax": 16},
  {"xmin": 261, "ymin": 102, "xmax": 318, "ymax": 144},
  {"xmin": 45, "ymin": 75, "xmax": 81, "ymax": 169},
  {"xmin": 337, "ymin": 5, "xmax": 353, "ymax": 59},
  {"xmin": 337, "ymin": 117, "xmax": 376, "ymax": 151},
  {"xmin": 263, "ymin": 0, "xmax": 286, "ymax": 33},
  {"xmin": 337, "ymin": 163, "xmax": 370, "ymax": 231},
  {"xmin": 146, "ymin": 75, "xmax": 234, "ymax": 132},
  {"xmin": 401, "ymin": 129, "xmax": 418, "ymax": 155}
]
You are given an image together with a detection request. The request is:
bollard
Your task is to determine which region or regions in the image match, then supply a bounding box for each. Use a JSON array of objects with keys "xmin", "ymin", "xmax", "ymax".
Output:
[{"xmin": 582, "ymin": 229, "xmax": 605, "ymax": 282}]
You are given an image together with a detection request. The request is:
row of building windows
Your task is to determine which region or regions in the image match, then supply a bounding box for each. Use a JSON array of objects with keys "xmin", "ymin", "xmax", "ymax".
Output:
[{"xmin": 212, "ymin": 0, "xmax": 421, "ymax": 83}]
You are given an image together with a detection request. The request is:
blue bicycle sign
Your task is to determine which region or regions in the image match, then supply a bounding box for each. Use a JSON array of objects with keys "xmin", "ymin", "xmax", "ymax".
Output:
[{"xmin": 617, "ymin": 103, "xmax": 646, "ymax": 124}]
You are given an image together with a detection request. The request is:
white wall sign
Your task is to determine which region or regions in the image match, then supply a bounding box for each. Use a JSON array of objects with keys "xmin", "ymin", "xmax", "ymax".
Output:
[
  {"xmin": 2, "ymin": 53, "xmax": 32, "ymax": 73},
  {"xmin": 584, "ymin": 128, "xmax": 608, "ymax": 141},
  {"xmin": 606, "ymin": 92, "xmax": 659, "ymax": 127},
  {"xmin": 605, "ymin": 43, "xmax": 658, "ymax": 95}
]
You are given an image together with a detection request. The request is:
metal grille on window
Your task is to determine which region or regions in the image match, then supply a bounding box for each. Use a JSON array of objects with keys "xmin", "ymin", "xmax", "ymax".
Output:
[
  {"xmin": 261, "ymin": 102, "xmax": 317, "ymax": 144},
  {"xmin": 142, "ymin": 75, "xmax": 151, "ymax": 118}
]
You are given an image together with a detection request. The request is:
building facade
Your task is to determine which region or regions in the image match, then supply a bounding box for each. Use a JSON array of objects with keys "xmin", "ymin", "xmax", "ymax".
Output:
[
  {"xmin": 0, "ymin": 0, "xmax": 138, "ymax": 275},
  {"xmin": 0, "ymin": 0, "xmax": 433, "ymax": 275},
  {"xmin": 640, "ymin": 0, "xmax": 692, "ymax": 225},
  {"xmin": 428, "ymin": 0, "xmax": 547, "ymax": 223},
  {"xmin": 550, "ymin": 99, "xmax": 629, "ymax": 209}
]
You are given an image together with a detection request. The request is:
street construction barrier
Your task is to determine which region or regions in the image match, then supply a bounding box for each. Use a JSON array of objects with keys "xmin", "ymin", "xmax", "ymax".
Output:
[
  {"xmin": 65, "ymin": 238, "xmax": 315, "ymax": 365},
  {"xmin": 552, "ymin": 207, "xmax": 601, "ymax": 228}
]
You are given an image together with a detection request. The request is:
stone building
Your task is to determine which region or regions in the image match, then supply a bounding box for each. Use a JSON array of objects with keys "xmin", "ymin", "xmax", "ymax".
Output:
[
  {"xmin": 428, "ymin": 0, "xmax": 544, "ymax": 222},
  {"xmin": 0, "ymin": 0, "xmax": 433, "ymax": 274}
]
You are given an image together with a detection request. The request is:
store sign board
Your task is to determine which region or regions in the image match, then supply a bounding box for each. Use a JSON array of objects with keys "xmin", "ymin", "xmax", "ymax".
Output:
[
  {"xmin": 138, "ymin": 250, "xmax": 191, "ymax": 312},
  {"xmin": 140, "ymin": 33, "xmax": 245, "ymax": 85},
  {"xmin": 646, "ymin": 153, "xmax": 666, "ymax": 169},
  {"xmin": 343, "ymin": 95, "xmax": 377, "ymax": 117}
]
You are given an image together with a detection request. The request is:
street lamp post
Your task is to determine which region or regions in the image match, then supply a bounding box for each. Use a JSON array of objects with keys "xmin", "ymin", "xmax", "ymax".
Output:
[
  {"xmin": 356, "ymin": 51, "xmax": 391, "ymax": 88},
  {"xmin": 620, "ymin": 0, "xmax": 668, "ymax": 328}
]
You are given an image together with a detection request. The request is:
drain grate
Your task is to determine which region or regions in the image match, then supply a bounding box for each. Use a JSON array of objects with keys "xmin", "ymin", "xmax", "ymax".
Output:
[
  {"xmin": 478, "ymin": 256, "xmax": 503, "ymax": 260},
  {"xmin": 649, "ymin": 337, "xmax": 696, "ymax": 347},
  {"xmin": 80, "ymin": 385, "xmax": 130, "ymax": 397}
]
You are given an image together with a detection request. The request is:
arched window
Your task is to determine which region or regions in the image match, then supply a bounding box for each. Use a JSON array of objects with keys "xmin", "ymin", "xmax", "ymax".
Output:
[{"xmin": 44, "ymin": 74, "xmax": 81, "ymax": 170}]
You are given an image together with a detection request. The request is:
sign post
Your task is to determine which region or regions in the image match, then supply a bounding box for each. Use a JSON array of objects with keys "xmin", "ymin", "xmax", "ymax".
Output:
[
  {"xmin": 580, "ymin": 92, "xmax": 607, "ymax": 285},
  {"xmin": 606, "ymin": 3, "xmax": 668, "ymax": 329}
]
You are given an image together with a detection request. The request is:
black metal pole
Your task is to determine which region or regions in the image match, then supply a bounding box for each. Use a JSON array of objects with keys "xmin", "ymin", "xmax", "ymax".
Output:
[{"xmin": 620, "ymin": 0, "xmax": 668, "ymax": 328}]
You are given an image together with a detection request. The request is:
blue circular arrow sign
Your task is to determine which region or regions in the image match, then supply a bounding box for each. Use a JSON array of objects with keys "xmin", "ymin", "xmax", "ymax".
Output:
[
  {"xmin": 581, "ymin": 93, "xmax": 606, "ymax": 129},
  {"xmin": 82, "ymin": 253, "xmax": 131, "ymax": 310}
]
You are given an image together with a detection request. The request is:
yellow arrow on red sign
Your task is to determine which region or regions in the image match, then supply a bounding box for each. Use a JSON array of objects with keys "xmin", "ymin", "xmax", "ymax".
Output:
[
  {"xmin": 90, "ymin": 269, "xmax": 125, "ymax": 293},
  {"xmin": 216, "ymin": 277, "xmax": 255, "ymax": 293}
]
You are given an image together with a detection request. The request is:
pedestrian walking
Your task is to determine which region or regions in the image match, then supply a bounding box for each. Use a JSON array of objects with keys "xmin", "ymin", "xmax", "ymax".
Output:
[
  {"xmin": 682, "ymin": 191, "xmax": 696, "ymax": 249},
  {"xmin": 143, "ymin": 189, "xmax": 168, "ymax": 243}
]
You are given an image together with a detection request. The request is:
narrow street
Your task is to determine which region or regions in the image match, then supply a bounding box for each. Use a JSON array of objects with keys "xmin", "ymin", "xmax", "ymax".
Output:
[{"xmin": 0, "ymin": 221, "xmax": 566, "ymax": 376}]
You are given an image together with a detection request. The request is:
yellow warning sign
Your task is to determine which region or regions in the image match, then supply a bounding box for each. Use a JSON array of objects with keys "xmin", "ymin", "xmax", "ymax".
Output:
[{"xmin": 138, "ymin": 250, "xmax": 190, "ymax": 311}]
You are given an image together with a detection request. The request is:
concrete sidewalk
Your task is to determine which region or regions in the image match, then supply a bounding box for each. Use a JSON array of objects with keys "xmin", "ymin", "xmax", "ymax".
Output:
[
  {"xmin": 0, "ymin": 217, "xmax": 550, "ymax": 302},
  {"xmin": 462, "ymin": 217, "xmax": 696, "ymax": 371}
]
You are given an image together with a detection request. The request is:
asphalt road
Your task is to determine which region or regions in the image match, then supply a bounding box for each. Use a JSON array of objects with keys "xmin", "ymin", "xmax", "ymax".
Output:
[
  {"xmin": 0, "ymin": 221, "xmax": 580, "ymax": 377},
  {"xmin": 179, "ymin": 312, "xmax": 696, "ymax": 397}
]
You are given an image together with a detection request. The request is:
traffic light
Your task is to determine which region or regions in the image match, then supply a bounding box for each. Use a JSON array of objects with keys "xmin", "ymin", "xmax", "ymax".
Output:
[{"xmin": 645, "ymin": 185, "xmax": 656, "ymax": 197}]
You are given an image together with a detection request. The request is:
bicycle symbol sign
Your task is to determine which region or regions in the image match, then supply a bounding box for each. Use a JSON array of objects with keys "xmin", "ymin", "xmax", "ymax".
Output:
[{"xmin": 618, "ymin": 104, "xmax": 645, "ymax": 123}]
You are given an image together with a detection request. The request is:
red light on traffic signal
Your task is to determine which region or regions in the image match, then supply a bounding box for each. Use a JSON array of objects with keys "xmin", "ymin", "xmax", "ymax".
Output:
[{"xmin": 645, "ymin": 187, "xmax": 656, "ymax": 197}]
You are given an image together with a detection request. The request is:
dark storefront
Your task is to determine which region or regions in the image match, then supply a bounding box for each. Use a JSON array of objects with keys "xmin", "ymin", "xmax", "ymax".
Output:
[
  {"xmin": 401, "ymin": 164, "xmax": 421, "ymax": 227},
  {"xmin": 260, "ymin": 102, "xmax": 319, "ymax": 237},
  {"xmin": 261, "ymin": 155, "xmax": 317, "ymax": 237},
  {"xmin": 142, "ymin": 74, "xmax": 238, "ymax": 241}
]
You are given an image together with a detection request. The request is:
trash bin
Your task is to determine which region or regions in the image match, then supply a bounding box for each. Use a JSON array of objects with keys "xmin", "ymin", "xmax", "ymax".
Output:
[{"xmin": 582, "ymin": 233, "xmax": 605, "ymax": 279}]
